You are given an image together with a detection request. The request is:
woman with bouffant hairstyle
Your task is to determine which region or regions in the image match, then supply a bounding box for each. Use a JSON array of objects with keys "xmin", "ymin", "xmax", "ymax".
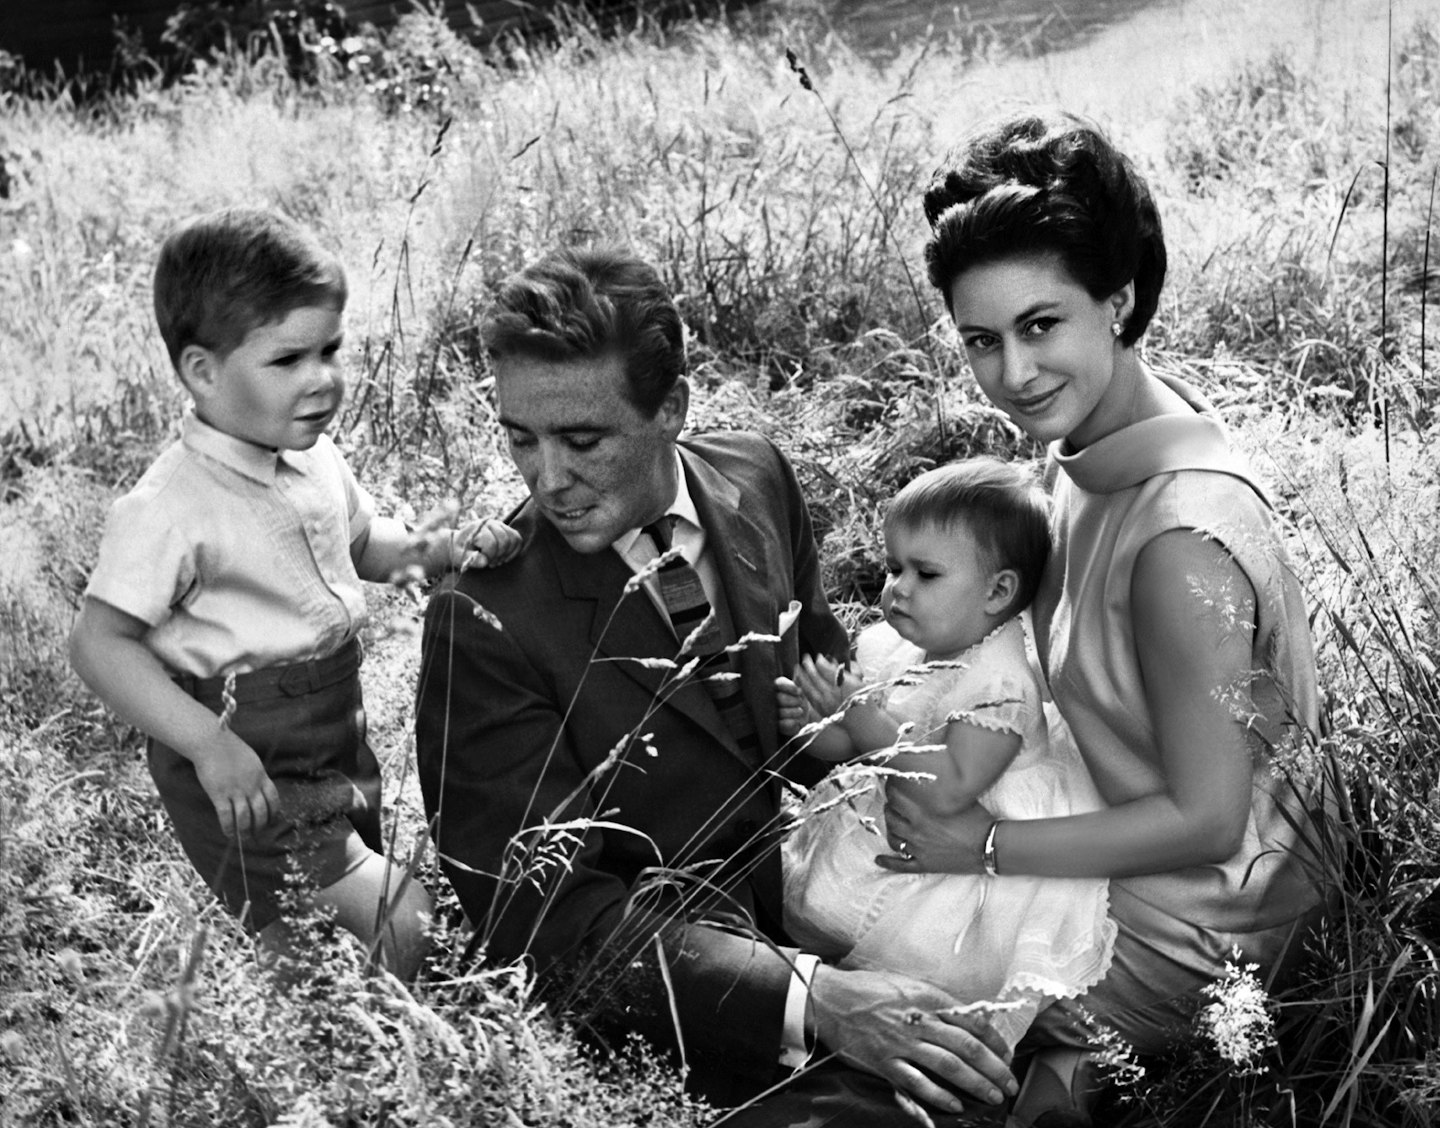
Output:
[{"xmin": 878, "ymin": 110, "xmax": 1329, "ymax": 1126}]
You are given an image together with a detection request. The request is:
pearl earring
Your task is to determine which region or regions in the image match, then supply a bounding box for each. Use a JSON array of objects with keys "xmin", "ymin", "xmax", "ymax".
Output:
[{"xmin": 1110, "ymin": 321, "xmax": 1123, "ymax": 338}]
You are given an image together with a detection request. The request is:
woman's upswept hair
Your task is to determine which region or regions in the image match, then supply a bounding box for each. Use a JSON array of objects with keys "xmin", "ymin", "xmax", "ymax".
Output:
[
  {"xmin": 481, "ymin": 246, "xmax": 685, "ymax": 416},
  {"xmin": 886, "ymin": 457, "xmax": 1052, "ymax": 617},
  {"xmin": 922, "ymin": 109, "xmax": 1166, "ymax": 347}
]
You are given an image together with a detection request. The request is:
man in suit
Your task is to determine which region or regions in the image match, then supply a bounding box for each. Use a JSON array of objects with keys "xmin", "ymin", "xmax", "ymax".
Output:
[{"xmin": 415, "ymin": 247, "xmax": 1017, "ymax": 1124}]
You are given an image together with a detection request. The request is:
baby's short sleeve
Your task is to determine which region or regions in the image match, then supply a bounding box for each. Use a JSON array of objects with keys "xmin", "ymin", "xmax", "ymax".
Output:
[
  {"xmin": 857, "ymin": 619, "xmax": 1042, "ymax": 742},
  {"xmin": 85, "ymin": 490, "xmax": 196, "ymax": 628},
  {"xmin": 937, "ymin": 667, "xmax": 1034, "ymax": 737},
  {"xmin": 930, "ymin": 627, "xmax": 1040, "ymax": 738}
]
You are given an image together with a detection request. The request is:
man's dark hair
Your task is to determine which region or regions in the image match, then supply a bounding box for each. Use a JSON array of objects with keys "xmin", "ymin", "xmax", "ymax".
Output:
[
  {"xmin": 922, "ymin": 108, "xmax": 1166, "ymax": 347},
  {"xmin": 154, "ymin": 206, "xmax": 347, "ymax": 368},
  {"xmin": 886, "ymin": 458, "xmax": 1052, "ymax": 616},
  {"xmin": 481, "ymin": 246, "xmax": 686, "ymax": 415}
]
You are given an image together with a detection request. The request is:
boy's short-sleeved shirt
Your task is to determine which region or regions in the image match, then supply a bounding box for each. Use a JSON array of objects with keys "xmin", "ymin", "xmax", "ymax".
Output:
[{"xmin": 86, "ymin": 411, "xmax": 376, "ymax": 679}]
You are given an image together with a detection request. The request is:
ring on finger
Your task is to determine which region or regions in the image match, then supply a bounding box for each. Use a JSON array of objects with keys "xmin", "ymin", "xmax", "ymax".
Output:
[{"xmin": 895, "ymin": 838, "xmax": 915, "ymax": 861}]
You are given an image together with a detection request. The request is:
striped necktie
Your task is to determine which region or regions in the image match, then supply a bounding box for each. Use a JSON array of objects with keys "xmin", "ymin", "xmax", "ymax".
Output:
[
  {"xmin": 644, "ymin": 517, "xmax": 758, "ymax": 757},
  {"xmin": 645, "ymin": 516, "xmax": 723, "ymax": 657}
]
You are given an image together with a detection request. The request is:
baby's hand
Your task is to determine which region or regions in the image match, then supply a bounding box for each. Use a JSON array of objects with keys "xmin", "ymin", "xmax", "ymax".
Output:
[
  {"xmin": 793, "ymin": 654, "xmax": 867, "ymax": 718},
  {"xmin": 191, "ymin": 731, "xmax": 281, "ymax": 839},
  {"xmin": 452, "ymin": 517, "xmax": 522, "ymax": 570},
  {"xmin": 775, "ymin": 676, "xmax": 813, "ymax": 736}
]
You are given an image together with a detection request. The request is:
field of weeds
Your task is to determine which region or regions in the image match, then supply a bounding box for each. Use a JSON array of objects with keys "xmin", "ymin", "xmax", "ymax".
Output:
[{"xmin": 2, "ymin": 0, "xmax": 1439, "ymax": 1123}]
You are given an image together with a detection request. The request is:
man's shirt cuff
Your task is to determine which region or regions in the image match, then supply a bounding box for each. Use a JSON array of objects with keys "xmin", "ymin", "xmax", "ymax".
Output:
[{"xmin": 779, "ymin": 952, "xmax": 820, "ymax": 1069}]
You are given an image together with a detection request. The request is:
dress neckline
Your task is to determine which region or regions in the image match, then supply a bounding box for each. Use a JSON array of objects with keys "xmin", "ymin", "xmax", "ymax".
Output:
[
  {"xmin": 924, "ymin": 614, "xmax": 1021, "ymax": 665},
  {"xmin": 1050, "ymin": 371, "xmax": 1263, "ymax": 500}
]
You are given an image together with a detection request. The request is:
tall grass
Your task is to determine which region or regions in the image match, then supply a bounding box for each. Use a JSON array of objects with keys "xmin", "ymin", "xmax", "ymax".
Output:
[{"xmin": 2, "ymin": 1, "xmax": 1439, "ymax": 1123}]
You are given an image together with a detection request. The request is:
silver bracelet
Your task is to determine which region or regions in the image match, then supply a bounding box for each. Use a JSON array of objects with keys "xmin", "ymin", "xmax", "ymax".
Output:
[{"xmin": 983, "ymin": 819, "xmax": 1002, "ymax": 877}]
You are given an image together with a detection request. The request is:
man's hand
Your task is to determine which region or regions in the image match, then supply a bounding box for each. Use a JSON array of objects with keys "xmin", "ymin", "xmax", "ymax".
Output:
[
  {"xmin": 192, "ymin": 732, "xmax": 282, "ymax": 838},
  {"xmin": 453, "ymin": 517, "xmax": 522, "ymax": 570},
  {"xmin": 808, "ymin": 963, "xmax": 1017, "ymax": 1114}
]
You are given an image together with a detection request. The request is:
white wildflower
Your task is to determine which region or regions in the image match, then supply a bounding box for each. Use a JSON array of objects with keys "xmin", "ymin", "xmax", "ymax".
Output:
[
  {"xmin": 1082, "ymin": 1010, "xmax": 1146, "ymax": 1093},
  {"xmin": 1198, "ymin": 947, "xmax": 1277, "ymax": 1073}
]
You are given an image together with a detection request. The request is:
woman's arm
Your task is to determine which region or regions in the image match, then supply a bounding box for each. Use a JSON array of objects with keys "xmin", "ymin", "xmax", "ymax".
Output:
[{"xmin": 882, "ymin": 529, "xmax": 1257, "ymax": 878}]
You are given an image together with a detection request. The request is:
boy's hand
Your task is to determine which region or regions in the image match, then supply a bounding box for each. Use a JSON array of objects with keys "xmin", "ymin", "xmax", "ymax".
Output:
[
  {"xmin": 775, "ymin": 676, "xmax": 814, "ymax": 736},
  {"xmin": 452, "ymin": 517, "xmax": 522, "ymax": 570},
  {"xmin": 793, "ymin": 654, "xmax": 867, "ymax": 718},
  {"xmin": 192, "ymin": 732, "xmax": 282, "ymax": 838}
]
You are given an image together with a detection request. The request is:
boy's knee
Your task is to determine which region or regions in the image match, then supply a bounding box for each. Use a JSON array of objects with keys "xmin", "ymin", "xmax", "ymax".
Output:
[{"xmin": 313, "ymin": 852, "xmax": 434, "ymax": 978}]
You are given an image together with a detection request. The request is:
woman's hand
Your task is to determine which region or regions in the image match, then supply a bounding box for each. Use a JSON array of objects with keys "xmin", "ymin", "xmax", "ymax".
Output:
[{"xmin": 878, "ymin": 786, "xmax": 994, "ymax": 874}]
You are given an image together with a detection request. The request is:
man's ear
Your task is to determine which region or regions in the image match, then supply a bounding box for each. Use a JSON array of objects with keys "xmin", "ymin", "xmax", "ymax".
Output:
[
  {"xmin": 657, "ymin": 376, "xmax": 690, "ymax": 441},
  {"xmin": 176, "ymin": 344, "xmax": 218, "ymax": 399},
  {"xmin": 985, "ymin": 568, "xmax": 1020, "ymax": 616}
]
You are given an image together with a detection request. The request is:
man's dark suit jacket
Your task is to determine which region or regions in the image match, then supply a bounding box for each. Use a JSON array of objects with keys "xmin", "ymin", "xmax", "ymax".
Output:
[{"xmin": 416, "ymin": 430, "xmax": 848, "ymax": 1103}]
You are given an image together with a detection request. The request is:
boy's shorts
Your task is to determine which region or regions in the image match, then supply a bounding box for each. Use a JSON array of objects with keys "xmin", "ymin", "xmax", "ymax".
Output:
[{"xmin": 148, "ymin": 640, "xmax": 383, "ymax": 931}]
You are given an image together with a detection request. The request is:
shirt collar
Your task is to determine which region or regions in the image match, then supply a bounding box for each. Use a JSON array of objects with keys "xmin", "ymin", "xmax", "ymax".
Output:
[
  {"xmin": 612, "ymin": 448, "xmax": 699, "ymax": 555},
  {"xmin": 181, "ymin": 410, "xmax": 289, "ymax": 485}
]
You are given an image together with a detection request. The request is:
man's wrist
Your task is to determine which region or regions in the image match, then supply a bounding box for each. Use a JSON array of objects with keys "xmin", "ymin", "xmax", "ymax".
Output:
[
  {"xmin": 779, "ymin": 952, "xmax": 820, "ymax": 1069},
  {"xmin": 983, "ymin": 819, "xmax": 1003, "ymax": 877}
]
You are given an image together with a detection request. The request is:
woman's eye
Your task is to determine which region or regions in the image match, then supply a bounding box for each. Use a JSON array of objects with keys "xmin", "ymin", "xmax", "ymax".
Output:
[
  {"xmin": 917, "ymin": 570, "xmax": 938, "ymax": 581},
  {"xmin": 272, "ymin": 353, "xmax": 300, "ymax": 368},
  {"xmin": 565, "ymin": 435, "xmax": 600, "ymax": 452},
  {"xmin": 1023, "ymin": 317, "xmax": 1058, "ymax": 338},
  {"xmin": 963, "ymin": 334, "xmax": 997, "ymax": 352},
  {"xmin": 506, "ymin": 430, "xmax": 536, "ymax": 449}
]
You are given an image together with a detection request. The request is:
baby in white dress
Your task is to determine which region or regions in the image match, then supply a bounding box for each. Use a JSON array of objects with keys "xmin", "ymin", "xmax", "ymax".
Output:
[{"xmin": 778, "ymin": 458, "xmax": 1115, "ymax": 1053}]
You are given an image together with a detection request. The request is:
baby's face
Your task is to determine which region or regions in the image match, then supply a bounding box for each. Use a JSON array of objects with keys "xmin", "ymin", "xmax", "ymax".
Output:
[
  {"xmin": 881, "ymin": 519, "xmax": 998, "ymax": 659},
  {"xmin": 192, "ymin": 303, "xmax": 345, "ymax": 451}
]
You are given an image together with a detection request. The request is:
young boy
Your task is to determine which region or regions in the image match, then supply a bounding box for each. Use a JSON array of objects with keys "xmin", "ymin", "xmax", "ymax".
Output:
[{"xmin": 69, "ymin": 206, "xmax": 518, "ymax": 980}]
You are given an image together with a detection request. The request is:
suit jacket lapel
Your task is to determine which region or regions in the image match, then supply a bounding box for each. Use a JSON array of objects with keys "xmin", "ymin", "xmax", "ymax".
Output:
[
  {"xmin": 682, "ymin": 445, "xmax": 781, "ymax": 764},
  {"xmin": 683, "ymin": 444, "xmax": 770, "ymax": 633},
  {"xmin": 541, "ymin": 498, "xmax": 740, "ymax": 755}
]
